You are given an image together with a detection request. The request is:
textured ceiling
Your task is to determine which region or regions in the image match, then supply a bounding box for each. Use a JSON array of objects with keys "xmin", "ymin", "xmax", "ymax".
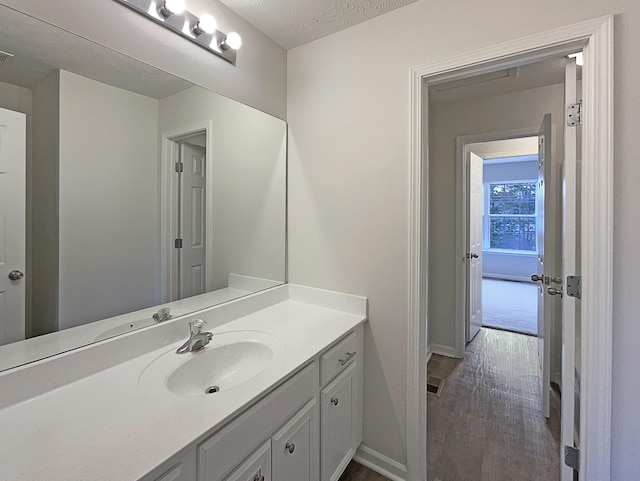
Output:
[
  {"xmin": 0, "ymin": 5, "xmax": 193, "ymax": 99},
  {"xmin": 219, "ymin": 0, "xmax": 419, "ymax": 49}
]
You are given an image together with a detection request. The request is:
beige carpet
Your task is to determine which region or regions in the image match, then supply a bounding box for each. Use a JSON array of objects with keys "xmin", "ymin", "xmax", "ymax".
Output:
[
  {"xmin": 427, "ymin": 329, "xmax": 560, "ymax": 481},
  {"xmin": 482, "ymin": 279, "xmax": 537, "ymax": 335}
]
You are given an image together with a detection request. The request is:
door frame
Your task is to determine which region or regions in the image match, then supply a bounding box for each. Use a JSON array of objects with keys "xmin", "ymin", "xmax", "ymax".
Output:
[
  {"xmin": 160, "ymin": 121, "xmax": 214, "ymax": 302},
  {"xmin": 407, "ymin": 15, "xmax": 613, "ymax": 481},
  {"xmin": 455, "ymin": 127, "xmax": 542, "ymax": 357}
]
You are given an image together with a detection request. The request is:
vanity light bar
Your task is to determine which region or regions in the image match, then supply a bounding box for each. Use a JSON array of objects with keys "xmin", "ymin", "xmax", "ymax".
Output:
[{"xmin": 113, "ymin": 0, "xmax": 239, "ymax": 65}]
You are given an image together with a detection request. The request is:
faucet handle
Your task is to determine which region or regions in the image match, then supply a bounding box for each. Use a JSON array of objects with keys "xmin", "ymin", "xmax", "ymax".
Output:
[{"xmin": 190, "ymin": 318, "xmax": 207, "ymax": 335}]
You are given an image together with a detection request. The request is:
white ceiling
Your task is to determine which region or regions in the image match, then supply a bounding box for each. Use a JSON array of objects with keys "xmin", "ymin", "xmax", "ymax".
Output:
[
  {"xmin": 219, "ymin": 0, "xmax": 419, "ymax": 50},
  {"xmin": 0, "ymin": 5, "xmax": 193, "ymax": 99}
]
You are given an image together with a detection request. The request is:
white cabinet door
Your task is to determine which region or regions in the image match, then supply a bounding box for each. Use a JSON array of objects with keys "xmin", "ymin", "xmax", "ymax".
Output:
[
  {"xmin": 224, "ymin": 441, "xmax": 271, "ymax": 481},
  {"xmin": 272, "ymin": 398, "xmax": 319, "ymax": 481},
  {"xmin": 321, "ymin": 363, "xmax": 357, "ymax": 481}
]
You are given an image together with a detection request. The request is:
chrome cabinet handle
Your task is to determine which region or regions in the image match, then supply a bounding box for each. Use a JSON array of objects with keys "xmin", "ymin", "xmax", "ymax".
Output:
[
  {"xmin": 8, "ymin": 270, "xmax": 24, "ymax": 281},
  {"xmin": 253, "ymin": 473, "xmax": 265, "ymax": 481},
  {"xmin": 331, "ymin": 397, "xmax": 339, "ymax": 406},
  {"xmin": 285, "ymin": 442, "xmax": 295, "ymax": 454},
  {"xmin": 339, "ymin": 351, "xmax": 356, "ymax": 366}
]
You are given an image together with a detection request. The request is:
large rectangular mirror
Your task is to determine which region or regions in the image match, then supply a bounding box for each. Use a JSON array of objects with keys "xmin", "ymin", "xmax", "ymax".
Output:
[{"xmin": 0, "ymin": 5, "xmax": 287, "ymax": 371}]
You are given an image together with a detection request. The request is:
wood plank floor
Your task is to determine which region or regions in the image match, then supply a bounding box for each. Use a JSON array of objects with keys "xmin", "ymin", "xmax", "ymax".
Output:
[
  {"xmin": 428, "ymin": 328, "xmax": 560, "ymax": 481},
  {"xmin": 339, "ymin": 328, "xmax": 559, "ymax": 481}
]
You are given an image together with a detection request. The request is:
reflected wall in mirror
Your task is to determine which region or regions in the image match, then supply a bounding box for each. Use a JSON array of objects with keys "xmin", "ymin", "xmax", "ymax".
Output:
[{"xmin": 0, "ymin": 5, "xmax": 287, "ymax": 371}]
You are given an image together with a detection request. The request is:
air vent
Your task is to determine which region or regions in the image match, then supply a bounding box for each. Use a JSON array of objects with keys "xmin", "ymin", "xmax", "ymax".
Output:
[
  {"xmin": 427, "ymin": 375, "xmax": 445, "ymax": 397},
  {"xmin": 0, "ymin": 49, "xmax": 15, "ymax": 63},
  {"xmin": 433, "ymin": 67, "xmax": 519, "ymax": 92}
]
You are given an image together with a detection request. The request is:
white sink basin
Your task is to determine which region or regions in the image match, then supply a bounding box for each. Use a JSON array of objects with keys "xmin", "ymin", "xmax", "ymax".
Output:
[{"xmin": 139, "ymin": 331, "xmax": 284, "ymax": 397}]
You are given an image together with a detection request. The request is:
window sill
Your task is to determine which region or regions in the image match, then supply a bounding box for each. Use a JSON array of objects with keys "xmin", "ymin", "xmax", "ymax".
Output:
[{"xmin": 482, "ymin": 249, "xmax": 537, "ymax": 256}]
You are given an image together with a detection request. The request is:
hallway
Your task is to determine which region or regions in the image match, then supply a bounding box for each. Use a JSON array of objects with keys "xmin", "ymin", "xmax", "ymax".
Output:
[{"xmin": 427, "ymin": 328, "xmax": 560, "ymax": 481}]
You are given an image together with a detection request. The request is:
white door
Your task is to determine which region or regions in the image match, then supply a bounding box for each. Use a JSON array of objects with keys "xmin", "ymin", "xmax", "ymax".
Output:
[
  {"xmin": 467, "ymin": 151, "xmax": 483, "ymax": 342},
  {"xmin": 536, "ymin": 114, "xmax": 553, "ymax": 418},
  {"xmin": 0, "ymin": 108, "xmax": 26, "ymax": 346},
  {"xmin": 179, "ymin": 142, "xmax": 207, "ymax": 299},
  {"xmin": 560, "ymin": 56, "xmax": 580, "ymax": 481}
]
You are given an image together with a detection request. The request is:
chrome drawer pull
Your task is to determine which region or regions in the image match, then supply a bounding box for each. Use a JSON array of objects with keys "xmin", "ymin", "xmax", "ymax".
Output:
[
  {"xmin": 331, "ymin": 397, "xmax": 339, "ymax": 406},
  {"xmin": 253, "ymin": 473, "xmax": 265, "ymax": 481},
  {"xmin": 285, "ymin": 442, "xmax": 295, "ymax": 454},
  {"xmin": 339, "ymin": 351, "xmax": 356, "ymax": 366}
]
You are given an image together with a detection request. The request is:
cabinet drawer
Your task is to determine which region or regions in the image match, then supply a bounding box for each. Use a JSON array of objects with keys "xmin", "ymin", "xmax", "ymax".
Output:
[
  {"xmin": 198, "ymin": 362, "xmax": 318, "ymax": 481},
  {"xmin": 320, "ymin": 332, "xmax": 357, "ymax": 386}
]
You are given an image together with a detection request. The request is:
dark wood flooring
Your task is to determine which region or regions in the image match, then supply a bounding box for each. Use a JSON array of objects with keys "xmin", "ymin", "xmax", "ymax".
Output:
[
  {"xmin": 340, "ymin": 328, "xmax": 560, "ymax": 481},
  {"xmin": 428, "ymin": 328, "xmax": 560, "ymax": 481}
]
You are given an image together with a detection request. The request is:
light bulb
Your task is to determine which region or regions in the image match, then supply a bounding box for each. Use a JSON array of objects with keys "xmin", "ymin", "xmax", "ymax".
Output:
[
  {"xmin": 159, "ymin": 0, "xmax": 185, "ymax": 17},
  {"xmin": 193, "ymin": 14, "xmax": 217, "ymax": 35},
  {"xmin": 223, "ymin": 32, "xmax": 242, "ymax": 50}
]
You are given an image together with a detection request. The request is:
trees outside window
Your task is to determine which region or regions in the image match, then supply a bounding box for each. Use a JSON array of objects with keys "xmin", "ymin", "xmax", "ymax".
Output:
[{"xmin": 485, "ymin": 182, "xmax": 536, "ymax": 252}]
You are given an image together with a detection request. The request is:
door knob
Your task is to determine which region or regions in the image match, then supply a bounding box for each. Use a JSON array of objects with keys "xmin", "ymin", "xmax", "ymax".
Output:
[
  {"xmin": 531, "ymin": 274, "xmax": 544, "ymax": 282},
  {"xmin": 547, "ymin": 286, "xmax": 563, "ymax": 297},
  {"xmin": 8, "ymin": 270, "xmax": 24, "ymax": 281}
]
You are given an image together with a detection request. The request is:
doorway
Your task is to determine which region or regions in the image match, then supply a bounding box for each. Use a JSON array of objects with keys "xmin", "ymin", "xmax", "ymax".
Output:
[
  {"xmin": 428, "ymin": 55, "xmax": 568, "ymax": 479},
  {"xmin": 160, "ymin": 122, "xmax": 213, "ymax": 303},
  {"xmin": 470, "ymin": 138, "xmax": 540, "ymax": 338},
  {"xmin": 407, "ymin": 16, "xmax": 613, "ymax": 481}
]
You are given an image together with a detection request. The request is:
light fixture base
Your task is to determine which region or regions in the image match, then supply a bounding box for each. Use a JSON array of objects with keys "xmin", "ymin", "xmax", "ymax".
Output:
[{"xmin": 114, "ymin": 0, "xmax": 237, "ymax": 65}]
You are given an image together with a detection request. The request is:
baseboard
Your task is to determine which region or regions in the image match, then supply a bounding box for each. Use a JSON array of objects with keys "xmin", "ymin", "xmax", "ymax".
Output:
[
  {"xmin": 429, "ymin": 343, "xmax": 458, "ymax": 358},
  {"xmin": 426, "ymin": 344, "xmax": 434, "ymax": 363},
  {"xmin": 354, "ymin": 445, "xmax": 407, "ymax": 481}
]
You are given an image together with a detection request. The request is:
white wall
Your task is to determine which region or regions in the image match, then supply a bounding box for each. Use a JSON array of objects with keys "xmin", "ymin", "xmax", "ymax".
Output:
[
  {"xmin": 57, "ymin": 71, "xmax": 160, "ymax": 329},
  {"xmin": 2, "ymin": 0, "xmax": 287, "ymax": 119},
  {"xmin": 158, "ymin": 86, "xmax": 287, "ymax": 290},
  {"xmin": 31, "ymin": 72, "xmax": 59, "ymax": 336},
  {"xmin": 287, "ymin": 1, "xmax": 640, "ymax": 478}
]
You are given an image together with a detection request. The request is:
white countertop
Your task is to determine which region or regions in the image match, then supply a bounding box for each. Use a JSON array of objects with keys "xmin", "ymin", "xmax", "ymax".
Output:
[{"xmin": 0, "ymin": 287, "xmax": 366, "ymax": 481}]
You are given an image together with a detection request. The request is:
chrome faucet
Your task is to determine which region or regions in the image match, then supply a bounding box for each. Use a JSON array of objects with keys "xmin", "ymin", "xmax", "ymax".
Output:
[
  {"xmin": 176, "ymin": 319, "xmax": 213, "ymax": 354},
  {"xmin": 153, "ymin": 307, "xmax": 172, "ymax": 324}
]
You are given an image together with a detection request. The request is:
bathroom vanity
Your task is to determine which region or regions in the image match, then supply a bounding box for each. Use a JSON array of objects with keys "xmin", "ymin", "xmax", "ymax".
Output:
[{"xmin": 0, "ymin": 285, "xmax": 366, "ymax": 481}]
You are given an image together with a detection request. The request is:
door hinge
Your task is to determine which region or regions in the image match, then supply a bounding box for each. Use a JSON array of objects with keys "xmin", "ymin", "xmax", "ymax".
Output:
[
  {"xmin": 567, "ymin": 101, "xmax": 583, "ymax": 126},
  {"xmin": 566, "ymin": 275, "xmax": 581, "ymax": 299},
  {"xmin": 175, "ymin": 162, "xmax": 184, "ymax": 173},
  {"xmin": 564, "ymin": 445, "xmax": 580, "ymax": 471},
  {"xmin": 174, "ymin": 238, "xmax": 183, "ymax": 249}
]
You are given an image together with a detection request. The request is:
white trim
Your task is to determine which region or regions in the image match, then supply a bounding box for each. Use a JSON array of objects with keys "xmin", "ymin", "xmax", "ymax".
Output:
[
  {"xmin": 354, "ymin": 445, "xmax": 407, "ymax": 481},
  {"xmin": 408, "ymin": 15, "xmax": 613, "ymax": 481},
  {"xmin": 160, "ymin": 121, "xmax": 214, "ymax": 302},
  {"xmin": 429, "ymin": 343, "xmax": 459, "ymax": 359}
]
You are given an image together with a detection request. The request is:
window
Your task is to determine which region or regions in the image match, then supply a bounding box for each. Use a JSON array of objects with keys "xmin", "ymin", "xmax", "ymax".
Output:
[{"xmin": 483, "ymin": 182, "xmax": 536, "ymax": 252}]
